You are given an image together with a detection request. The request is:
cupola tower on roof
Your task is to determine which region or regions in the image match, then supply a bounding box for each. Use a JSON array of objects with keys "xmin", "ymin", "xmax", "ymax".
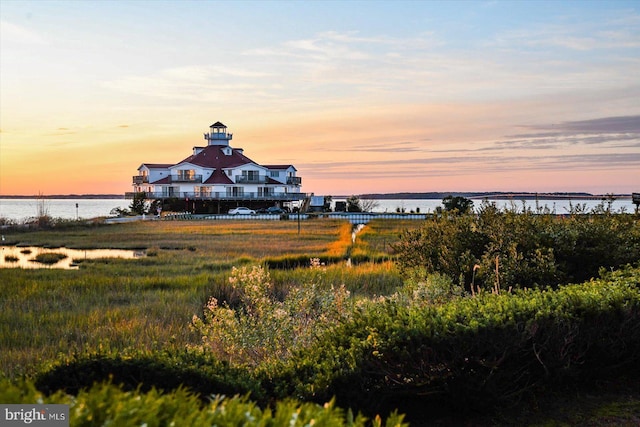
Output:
[{"xmin": 204, "ymin": 121, "xmax": 233, "ymax": 146}]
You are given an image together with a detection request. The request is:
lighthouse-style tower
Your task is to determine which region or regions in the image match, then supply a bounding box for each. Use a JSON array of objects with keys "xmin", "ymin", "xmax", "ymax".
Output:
[{"xmin": 204, "ymin": 121, "xmax": 233, "ymax": 146}]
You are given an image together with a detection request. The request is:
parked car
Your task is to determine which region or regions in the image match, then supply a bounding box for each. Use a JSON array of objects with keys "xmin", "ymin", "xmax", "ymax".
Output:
[
  {"xmin": 256, "ymin": 206, "xmax": 286, "ymax": 214},
  {"xmin": 266, "ymin": 206, "xmax": 285, "ymax": 214},
  {"xmin": 228, "ymin": 207, "xmax": 256, "ymax": 215}
]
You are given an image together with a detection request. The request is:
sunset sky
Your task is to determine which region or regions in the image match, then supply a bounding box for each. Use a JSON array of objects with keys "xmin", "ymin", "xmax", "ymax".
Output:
[{"xmin": 1, "ymin": 0, "xmax": 639, "ymax": 196}]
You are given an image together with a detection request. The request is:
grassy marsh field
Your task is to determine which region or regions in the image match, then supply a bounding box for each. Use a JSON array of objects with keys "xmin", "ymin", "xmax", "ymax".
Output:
[{"xmin": 0, "ymin": 219, "xmax": 417, "ymax": 376}]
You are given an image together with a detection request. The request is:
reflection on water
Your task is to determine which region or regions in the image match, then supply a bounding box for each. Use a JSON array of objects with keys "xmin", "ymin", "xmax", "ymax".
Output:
[{"xmin": 1, "ymin": 246, "xmax": 145, "ymax": 270}]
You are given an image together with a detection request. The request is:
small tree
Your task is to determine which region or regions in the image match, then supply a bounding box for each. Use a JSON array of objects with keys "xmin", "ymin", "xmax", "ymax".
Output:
[
  {"xmin": 442, "ymin": 195, "xmax": 474, "ymax": 214},
  {"xmin": 346, "ymin": 195, "xmax": 363, "ymax": 212},
  {"xmin": 130, "ymin": 192, "xmax": 149, "ymax": 215},
  {"xmin": 360, "ymin": 198, "xmax": 380, "ymax": 213}
]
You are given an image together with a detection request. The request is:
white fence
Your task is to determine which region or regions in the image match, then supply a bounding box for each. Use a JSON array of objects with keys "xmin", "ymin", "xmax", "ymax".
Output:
[
  {"xmin": 326, "ymin": 212, "xmax": 426, "ymax": 224},
  {"xmin": 163, "ymin": 212, "xmax": 426, "ymax": 224}
]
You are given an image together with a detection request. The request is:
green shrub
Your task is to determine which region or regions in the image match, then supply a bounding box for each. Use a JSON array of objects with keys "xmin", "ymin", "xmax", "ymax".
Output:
[
  {"xmin": 394, "ymin": 202, "xmax": 640, "ymax": 290},
  {"xmin": 190, "ymin": 264, "xmax": 353, "ymax": 367},
  {"xmin": 35, "ymin": 350, "xmax": 262, "ymax": 402},
  {"xmin": 391, "ymin": 269, "xmax": 463, "ymax": 306},
  {"xmin": 269, "ymin": 266, "xmax": 640, "ymax": 418},
  {"xmin": 2, "ymin": 378, "xmax": 407, "ymax": 427}
]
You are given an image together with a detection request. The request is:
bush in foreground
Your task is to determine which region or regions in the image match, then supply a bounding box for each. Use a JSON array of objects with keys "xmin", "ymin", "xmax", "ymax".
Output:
[
  {"xmin": 268, "ymin": 266, "xmax": 640, "ymax": 418},
  {"xmin": 35, "ymin": 350, "xmax": 261, "ymax": 402},
  {"xmin": 190, "ymin": 264, "xmax": 353, "ymax": 367},
  {"xmin": 2, "ymin": 379, "xmax": 407, "ymax": 427}
]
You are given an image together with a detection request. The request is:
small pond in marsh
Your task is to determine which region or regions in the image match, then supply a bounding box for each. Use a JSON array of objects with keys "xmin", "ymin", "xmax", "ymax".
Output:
[{"xmin": 1, "ymin": 246, "xmax": 145, "ymax": 269}]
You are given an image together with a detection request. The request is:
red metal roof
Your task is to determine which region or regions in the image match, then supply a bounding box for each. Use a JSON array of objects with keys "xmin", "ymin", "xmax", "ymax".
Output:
[
  {"xmin": 204, "ymin": 168, "xmax": 234, "ymax": 184},
  {"xmin": 177, "ymin": 145, "xmax": 256, "ymax": 169},
  {"xmin": 150, "ymin": 176, "xmax": 171, "ymax": 184}
]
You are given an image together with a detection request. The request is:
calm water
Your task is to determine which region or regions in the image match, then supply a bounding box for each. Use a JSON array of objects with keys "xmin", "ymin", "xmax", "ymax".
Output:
[
  {"xmin": 0, "ymin": 197, "xmax": 636, "ymax": 222},
  {"xmin": 0, "ymin": 199, "xmax": 129, "ymax": 222},
  {"xmin": 0, "ymin": 245, "xmax": 145, "ymax": 269},
  {"xmin": 336, "ymin": 197, "xmax": 637, "ymax": 214}
]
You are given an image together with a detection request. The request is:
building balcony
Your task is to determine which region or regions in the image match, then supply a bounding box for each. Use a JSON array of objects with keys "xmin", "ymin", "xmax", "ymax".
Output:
[
  {"xmin": 235, "ymin": 176, "xmax": 267, "ymax": 184},
  {"xmin": 132, "ymin": 175, "xmax": 149, "ymax": 184},
  {"xmin": 205, "ymin": 132, "xmax": 233, "ymax": 140},
  {"xmin": 125, "ymin": 191, "xmax": 308, "ymax": 201},
  {"xmin": 170, "ymin": 174, "xmax": 203, "ymax": 183},
  {"xmin": 287, "ymin": 176, "xmax": 302, "ymax": 185}
]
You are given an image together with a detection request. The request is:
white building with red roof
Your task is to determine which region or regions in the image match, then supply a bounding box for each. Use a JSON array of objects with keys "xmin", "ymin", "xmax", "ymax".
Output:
[{"xmin": 130, "ymin": 122, "xmax": 305, "ymax": 213}]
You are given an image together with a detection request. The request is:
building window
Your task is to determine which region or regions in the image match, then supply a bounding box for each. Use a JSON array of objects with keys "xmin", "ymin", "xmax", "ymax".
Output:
[
  {"xmin": 178, "ymin": 170, "xmax": 195, "ymax": 180},
  {"xmin": 242, "ymin": 170, "xmax": 259, "ymax": 182},
  {"xmin": 270, "ymin": 171, "xmax": 280, "ymax": 177},
  {"xmin": 195, "ymin": 187, "xmax": 211, "ymax": 197},
  {"xmin": 259, "ymin": 187, "xmax": 274, "ymax": 196},
  {"xmin": 227, "ymin": 187, "xmax": 244, "ymax": 197}
]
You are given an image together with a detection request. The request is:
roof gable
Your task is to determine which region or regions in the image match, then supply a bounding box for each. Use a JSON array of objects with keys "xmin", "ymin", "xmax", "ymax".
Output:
[
  {"xmin": 177, "ymin": 146, "xmax": 256, "ymax": 169},
  {"xmin": 203, "ymin": 168, "xmax": 234, "ymax": 185},
  {"xmin": 150, "ymin": 175, "xmax": 171, "ymax": 185},
  {"xmin": 169, "ymin": 161, "xmax": 200, "ymax": 171}
]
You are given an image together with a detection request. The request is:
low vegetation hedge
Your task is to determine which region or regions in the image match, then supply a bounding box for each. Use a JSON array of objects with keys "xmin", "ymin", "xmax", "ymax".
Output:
[
  {"xmin": 2, "ymin": 379, "xmax": 407, "ymax": 427},
  {"xmin": 266, "ymin": 266, "xmax": 640, "ymax": 419},
  {"xmin": 35, "ymin": 350, "xmax": 263, "ymax": 403}
]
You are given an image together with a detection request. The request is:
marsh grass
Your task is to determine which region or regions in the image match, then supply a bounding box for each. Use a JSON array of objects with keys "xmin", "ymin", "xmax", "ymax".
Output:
[
  {"xmin": 269, "ymin": 261, "xmax": 402, "ymax": 297},
  {"xmin": 0, "ymin": 218, "xmax": 407, "ymax": 377},
  {"xmin": 353, "ymin": 219, "xmax": 424, "ymax": 257},
  {"xmin": 32, "ymin": 252, "xmax": 68, "ymax": 264},
  {"xmin": 0, "ymin": 267, "xmax": 209, "ymax": 375},
  {"xmin": 3, "ymin": 220, "xmax": 348, "ymax": 257}
]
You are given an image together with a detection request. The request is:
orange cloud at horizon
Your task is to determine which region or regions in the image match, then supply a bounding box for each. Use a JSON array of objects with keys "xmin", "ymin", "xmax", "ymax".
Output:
[{"xmin": 2, "ymin": 106, "xmax": 638, "ymax": 196}]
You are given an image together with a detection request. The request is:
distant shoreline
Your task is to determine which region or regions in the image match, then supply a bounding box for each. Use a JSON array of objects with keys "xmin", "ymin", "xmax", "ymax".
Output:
[
  {"xmin": 350, "ymin": 192, "xmax": 632, "ymax": 200},
  {"xmin": 0, "ymin": 192, "xmax": 632, "ymax": 200},
  {"xmin": 0, "ymin": 194, "xmax": 125, "ymax": 199}
]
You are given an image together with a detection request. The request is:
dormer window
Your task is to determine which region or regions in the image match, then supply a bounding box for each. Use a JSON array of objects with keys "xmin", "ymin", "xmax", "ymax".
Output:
[{"xmin": 222, "ymin": 147, "xmax": 232, "ymax": 156}]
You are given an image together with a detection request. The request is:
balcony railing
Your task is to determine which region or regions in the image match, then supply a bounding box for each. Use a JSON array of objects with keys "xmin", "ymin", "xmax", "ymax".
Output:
[
  {"xmin": 235, "ymin": 176, "xmax": 267, "ymax": 184},
  {"xmin": 132, "ymin": 175, "xmax": 149, "ymax": 184},
  {"xmin": 125, "ymin": 191, "xmax": 309, "ymax": 201},
  {"xmin": 170, "ymin": 174, "xmax": 203, "ymax": 183},
  {"xmin": 134, "ymin": 175, "xmax": 300, "ymax": 185}
]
